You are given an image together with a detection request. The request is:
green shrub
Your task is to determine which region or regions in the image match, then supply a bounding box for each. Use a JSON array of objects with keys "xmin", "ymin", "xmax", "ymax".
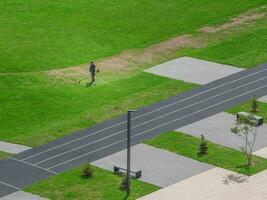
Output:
[
  {"xmin": 198, "ymin": 134, "xmax": 208, "ymax": 156},
  {"xmin": 81, "ymin": 163, "xmax": 94, "ymax": 178},
  {"xmin": 251, "ymin": 96, "xmax": 259, "ymax": 113}
]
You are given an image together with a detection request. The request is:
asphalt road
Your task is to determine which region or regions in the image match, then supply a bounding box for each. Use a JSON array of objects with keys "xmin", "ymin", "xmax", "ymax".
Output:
[{"xmin": 1, "ymin": 63, "xmax": 267, "ymax": 197}]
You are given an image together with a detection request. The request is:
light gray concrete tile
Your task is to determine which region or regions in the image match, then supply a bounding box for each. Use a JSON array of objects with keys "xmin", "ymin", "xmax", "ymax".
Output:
[
  {"xmin": 1, "ymin": 191, "xmax": 48, "ymax": 200},
  {"xmin": 144, "ymin": 57, "xmax": 243, "ymax": 85},
  {"xmin": 177, "ymin": 112, "xmax": 267, "ymax": 151},
  {"xmin": 0, "ymin": 141, "xmax": 31, "ymax": 154},
  {"xmin": 93, "ymin": 144, "xmax": 213, "ymax": 187}
]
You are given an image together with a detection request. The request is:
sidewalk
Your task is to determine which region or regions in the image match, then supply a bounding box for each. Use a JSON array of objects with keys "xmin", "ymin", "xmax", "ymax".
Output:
[
  {"xmin": 138, "ymin": 143, "xmax": 267, "ymax": 200},
  {"xmin": 93, "ymin": 144, "xmax": 213, "ymax": 187}
]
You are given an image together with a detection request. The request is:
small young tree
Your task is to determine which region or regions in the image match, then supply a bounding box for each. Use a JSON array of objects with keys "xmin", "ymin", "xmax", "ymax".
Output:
[
  {"xmin": 198, "ymin": 134, "xmax": 208, "ymax": 156},
  {"xmin": 251, "ymin": 96, "xmax": 259, "ymax": 113},
  {"xmin": 81, "ymin": 163, "xmax": 94, "ymax": 178},
  {"xmin": 231, "ymin": 114, "xmax": 258, "ymax": 166}
]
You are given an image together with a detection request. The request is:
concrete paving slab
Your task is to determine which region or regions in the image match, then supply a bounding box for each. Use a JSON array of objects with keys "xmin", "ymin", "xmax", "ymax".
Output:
[
  {"xmin": 1, "ymin": 191, "xmax": 49, "ymax": 200},
  {"xmin": 259, "ymin": 95, "xmax": 267, "ymax": 103},
  {"xmin": 138, "ymin": 167, "xmax": 267, "ymax": 200},
  {"xmin": 254, "ymin": 147, "xmax": 267, "ymax": 159},
  {"xmin": 144, "ymin": 57, "xmax": 243, "ymax": 85},
  {"xmin": 93, "ymin": 144, "xmax": 213, "ymax": 187},
  {"xmin": 0, "ymin": 141, "xmax": 31, "ymax": 154},
  {"xmin": 177, "ymin": 112, "xmax": 267, "ymax": 151}
]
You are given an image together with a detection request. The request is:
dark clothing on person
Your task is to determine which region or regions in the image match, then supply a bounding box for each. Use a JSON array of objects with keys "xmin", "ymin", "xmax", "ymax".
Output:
[{"xmin": 89, "ymin": 63, "xmax": 96, "ymax": 83}]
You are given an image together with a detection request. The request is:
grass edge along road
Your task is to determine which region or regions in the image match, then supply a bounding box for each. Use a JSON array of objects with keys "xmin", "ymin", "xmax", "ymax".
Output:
[
  {"xmin": 25, "ymin": 165, "xmax": 159, "ymax": 200},
  {"xmin": 228, "ymin": 100, "xmax": 267, "ymax": 120},
  {"xmin": 0, "ymin": 151, "xmax": 11, "ymax": 160},
  {"xmin": 0, "ymin": 72, "xmax": 197, "ymax": 147},
  {"xmin": 145, "ymin": 131, "xmax": 267, "ymax": 176}
]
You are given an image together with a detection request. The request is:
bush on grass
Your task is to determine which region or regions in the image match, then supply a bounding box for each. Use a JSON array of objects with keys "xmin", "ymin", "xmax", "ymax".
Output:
[
  {"xmin": 198, "ymin": 134, "xmax": 208, "ymax": 156},
  {"xmin": 81, "ymin": 163, "xmax": 94, "ymax": 178}
]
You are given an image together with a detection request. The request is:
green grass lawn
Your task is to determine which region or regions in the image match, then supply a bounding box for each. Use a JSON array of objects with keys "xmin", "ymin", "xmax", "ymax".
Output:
[
  {"xmin": 0, "ymin": 151, "xmax": 11, "ymax": 160},
  {"xmin": 26, "ymin": 165, "xmax": 159, "ymax": 200},
  {"xmin": 0, "ymin": 72, "xmax": 197, "ymax": 146},
  {"xmin": 1, "ymin": 0, "xmax": 266, "ymax": 72},
  {"xmin": 145, "ymin": 131, "xmax": 267, "ymax": 175},
  {"xmin": 228, "ymin": 100, "xmax": 267, "ymax": 120},
  {"xmin": 186, "ymin": 16, "xmax": 267, "ymax": 68}
]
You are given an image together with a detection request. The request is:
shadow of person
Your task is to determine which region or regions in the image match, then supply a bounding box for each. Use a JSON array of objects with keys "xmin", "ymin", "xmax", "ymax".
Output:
[{"xmin": 86, "ymin": 82, "xmax": 94, "ymax": 87}]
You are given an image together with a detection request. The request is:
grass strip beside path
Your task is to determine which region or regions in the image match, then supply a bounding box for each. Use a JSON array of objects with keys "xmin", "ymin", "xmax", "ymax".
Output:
[
  {"xmin": 0, "ymin": 151, "xmax": 11, "ymax": 160},
  {"xmin": 26, "ymin": 165, "xmax": 159, "ymax": 200},
  {"xmin": 0, "ymin": 72, "xmax": 197, "ymax": 146},
  {"xmin": 228, "ymin": 100, "xmax": 267, "ymax": 120},
  {"xmin": 145, "ymin": 131, "xmax": 267, "ymax": 175}
]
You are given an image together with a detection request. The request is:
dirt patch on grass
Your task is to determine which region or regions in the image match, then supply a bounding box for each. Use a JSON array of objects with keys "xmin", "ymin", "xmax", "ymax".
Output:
[
  {"xmin": 200, "ymin": 6, "xmax": 266, "ymax": 33},
  {"xmin": 48, "ymin": 35, "xmax": 203, "ymax": 79},
  {"xmin": 48, "ymin": 5, "xmax": 267, "ymax": 80}
]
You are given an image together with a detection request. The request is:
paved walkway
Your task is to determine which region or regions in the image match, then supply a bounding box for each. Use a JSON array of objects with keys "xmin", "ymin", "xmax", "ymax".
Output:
[
  {"xmin": 93, "ymin": 144, "xmax": 213, "ymax": 187},
  {"xmin": 144, "ymin": 57, "xmax": 243, "ymax": 85},
  {"xmin": 177, "ymin": 112, "xmax": 267, "ymax": 151},
  {"xmin": 0, "ymin": 142, "xmax": 31, "ymax": 154},
  {"xmin": 0, "ymin": 191, "xmax": 48, "ymax": 200},
  {"xmin": 139, "ymin": 147, "xmax": 267, "ymax": 200},
  {"xmin": 259, "ymin": 95, "xmax": 267, "ymax": 103},
  {"xmin": 145, "ymin": 57, "xmax": 267, "ymax": 102}
]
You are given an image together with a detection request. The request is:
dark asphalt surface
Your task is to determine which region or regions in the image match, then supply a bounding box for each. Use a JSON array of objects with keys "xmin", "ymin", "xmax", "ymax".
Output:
[{"xmin": 1, "ymin": 63, "xmax": 267, "ymax": 197}]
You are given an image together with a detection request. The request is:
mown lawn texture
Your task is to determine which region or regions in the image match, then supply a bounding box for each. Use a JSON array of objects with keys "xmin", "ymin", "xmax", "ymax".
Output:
[
  {"xmin": 26, "ymin": 165, "xmax": 159, "ymax": 200},
  {"xmin": 187, "ymin": 16, "xmax": 267, "ymax": 68},
  {"xmin": 0, "ymin": 151, "xmax": 11, "ymax": 160},
  {"xmin": 1, "ymin": 0, "xmax": 266, "ymax": 72},
  {"xmin": 145, "ymin": 131, "xmax": 267, "ymax": 175},
  {"xmin": 0, "ymin": 72, "xmax": 197, "ymax": 146}
]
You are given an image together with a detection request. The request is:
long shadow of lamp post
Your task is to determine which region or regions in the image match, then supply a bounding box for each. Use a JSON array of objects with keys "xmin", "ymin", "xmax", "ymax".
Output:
[{"xmin": 126, "ymin": 109, "xmax": 138, "ymax": 198}]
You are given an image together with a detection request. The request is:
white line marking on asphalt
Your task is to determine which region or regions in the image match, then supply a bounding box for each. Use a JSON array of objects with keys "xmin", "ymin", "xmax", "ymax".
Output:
[
  {"xmin": 22, "ymin": 68, "xmax": 267, "ymax": 161},
  {"xmin": 34, "ymin": 76, "xmax": 267, "ymax": 165},
  {"xmin": 47, "ymin": 84, "xmax": 267, "ymax": 170},
  {"xmin": 0, "ymin": 181, "xmax": 20, "ymax": 191},
  {"xmin": 9, "ymin": 158, "xmax": 58, "ymax": 175}
]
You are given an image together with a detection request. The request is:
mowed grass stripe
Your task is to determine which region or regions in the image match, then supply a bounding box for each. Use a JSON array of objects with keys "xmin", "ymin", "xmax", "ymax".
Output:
[
  {"xmin": 0, "ymin": 0, "xmax": 266, "ymax": 72},
  {"xmin": 145, "ymin": 131, "xmax": 267, "ymax": 175},
  {"xmin": 0, "ymin": 72, "xmax": 197, "ymax": 146},
  {"xmin": 26, "ymin": 165, "xmax": 159, "ymax": 200}
]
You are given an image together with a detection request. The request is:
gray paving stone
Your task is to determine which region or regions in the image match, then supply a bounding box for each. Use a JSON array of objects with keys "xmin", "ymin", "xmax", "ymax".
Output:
[
  {"xmin": 1, "ymin": 191, "xmax": 48, "ymax": 200},
  {"xmin": 259, "ymin": 95, "xmax": 267, "ymax": 103},
  {"xmin": 144, "ymin": 57, "xmax": 243, "ymax": 85},
  {"xmin": 93, "ymin": 144, "xmax": 213, "ymax": 187},
  {"xmin": 0, "ymin": 141, "xmax": 31, "ymax": 154},
  {"xmin": 177, "ymin": 112, "xmax": 267, "ymax": 151}
]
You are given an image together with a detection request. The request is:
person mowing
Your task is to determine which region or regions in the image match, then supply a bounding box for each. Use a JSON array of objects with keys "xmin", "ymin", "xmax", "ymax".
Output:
[{"xmin": 88, "ymin": 61, "xmax": 96, "ymax": 86}]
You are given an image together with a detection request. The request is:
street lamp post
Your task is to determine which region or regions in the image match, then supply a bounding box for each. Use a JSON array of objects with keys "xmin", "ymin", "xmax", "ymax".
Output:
[{"xmin": 126, "ymin": 109, "xmax": 137, "ymax": 197}]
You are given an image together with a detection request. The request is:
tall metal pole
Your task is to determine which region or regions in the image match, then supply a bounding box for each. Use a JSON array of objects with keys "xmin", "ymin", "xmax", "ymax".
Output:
[{"xmin": 126, "ymin": 109, "xmax": 137, "ymax": 197}]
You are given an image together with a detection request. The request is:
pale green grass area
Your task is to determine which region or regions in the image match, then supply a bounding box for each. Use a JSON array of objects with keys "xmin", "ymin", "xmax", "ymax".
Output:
[{"xmin": 26, "ymin": 165, "xmax": 159, "ymax": 200}]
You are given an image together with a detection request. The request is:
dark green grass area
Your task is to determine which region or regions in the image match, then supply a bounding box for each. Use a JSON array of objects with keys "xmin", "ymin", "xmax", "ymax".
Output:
[
  {"xmin": 0, "ymin": 72, "xmax": 197, "ymax": 146},
  {"xmin": 145, "ymin": 131, "xmax": 267, "ymax": 175},
  {"xmin": 1, "ymin": 0, "xmax": 266, "ymax": 72},
  {"xmin": 26, "ymin": 165, "xmax": 159, "ymax": 200},
  {"xmin": 187, "ymin": 18, "xmax": 267, "ymax": 68},
  {"xmin": 0, "ymin": 151, "xmax": 11, "ymax": 160},
  {"xmin": 228, "ymin": 100, "xmax": 267, "ymax": 120}
]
